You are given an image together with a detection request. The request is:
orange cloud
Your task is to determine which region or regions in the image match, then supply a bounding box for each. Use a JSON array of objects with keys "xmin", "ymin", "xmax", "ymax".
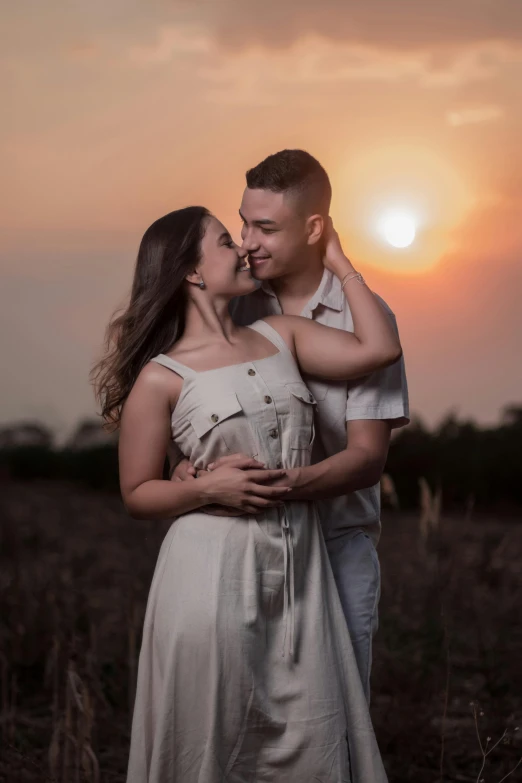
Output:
[
  {"xmin": 128, "ymin": 25, "xmax": 211, "ymax": 64},
  {"xmin": 200, "ymin": 39, "xmax": 521, "ymax": 107},
  {"xmin": 205, "ymin": 0, "xmax": 522, "ymax": 51},
  {"xmin": 447, "ymin": 105, "xmax": 505, "ymax": 127}
]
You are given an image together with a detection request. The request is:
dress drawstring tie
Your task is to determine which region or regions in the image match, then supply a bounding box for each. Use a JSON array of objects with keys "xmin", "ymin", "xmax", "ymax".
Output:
[{"xmin": 281, "ymin": 513, "xmax": 295, "ymax": 661}]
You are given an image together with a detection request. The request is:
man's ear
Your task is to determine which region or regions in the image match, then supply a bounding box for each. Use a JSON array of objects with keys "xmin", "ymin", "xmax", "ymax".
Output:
[{"xmin": 305, "ymin": 214, "xmax": 324, "ymax": 246}]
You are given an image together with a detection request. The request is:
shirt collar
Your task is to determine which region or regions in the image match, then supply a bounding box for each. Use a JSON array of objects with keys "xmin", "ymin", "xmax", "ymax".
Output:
[{"xmin": 259, "ymin": 269, "xmax": 344, "ymax": 314}]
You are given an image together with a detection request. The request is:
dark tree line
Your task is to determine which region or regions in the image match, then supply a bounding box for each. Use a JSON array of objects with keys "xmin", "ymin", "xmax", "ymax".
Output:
[
  {"xmin": 1, "ymin": 405, "xmax": 521, "ymax": 511},
  {"xmin": 386, "ymin": 405, "xmax": 522, "ymax": 510}
]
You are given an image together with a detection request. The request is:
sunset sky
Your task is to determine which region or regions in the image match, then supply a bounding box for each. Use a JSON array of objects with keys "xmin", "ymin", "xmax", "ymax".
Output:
[{"xmin": 2, "ymin": 1, "xmax": 522, "ymax": 437}]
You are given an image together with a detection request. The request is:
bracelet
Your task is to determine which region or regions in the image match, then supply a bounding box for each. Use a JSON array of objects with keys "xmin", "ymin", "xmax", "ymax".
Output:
[
  {"xmin": 341, "ymin": 271, "xmax": 365, "ymax": 291},
  {"xmin": 340, "ymin": 271, "xmax": 359, "ymax": 287}
]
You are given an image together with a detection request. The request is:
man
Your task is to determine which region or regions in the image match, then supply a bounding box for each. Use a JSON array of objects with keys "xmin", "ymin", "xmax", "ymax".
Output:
[{"xmin": 175, "ymin": 150, "xmax": 409, "ymax": 701}]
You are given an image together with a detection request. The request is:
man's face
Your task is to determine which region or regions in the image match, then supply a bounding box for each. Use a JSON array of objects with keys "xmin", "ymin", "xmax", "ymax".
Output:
[{"xmin": 239, "ymin": 188, "xmax": 310, "ymax": 281}]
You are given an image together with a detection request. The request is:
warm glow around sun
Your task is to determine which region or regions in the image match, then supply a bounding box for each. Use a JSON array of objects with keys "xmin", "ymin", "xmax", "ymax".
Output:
[
  {"xmin": 331, "ymin": 145, "xmax": 474, "ymax": 273},
  {"xmin": 379, "ymin": 211, "xmax": 416, "ymax": 248}
]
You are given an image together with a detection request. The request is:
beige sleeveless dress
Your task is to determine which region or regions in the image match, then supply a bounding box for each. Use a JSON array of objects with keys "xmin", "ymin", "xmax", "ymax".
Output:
[{"xmin": 126, "ymin": 320, "xmax": 388, "ymax": 783}]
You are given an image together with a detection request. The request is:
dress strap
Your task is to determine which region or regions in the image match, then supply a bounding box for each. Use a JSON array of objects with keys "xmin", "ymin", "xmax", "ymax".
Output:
[
  {"xmin": 247, "ymin": 319, "xmax": 292, "ymax": 355},
  {"xmin": 151, "ymin": 354, "xmax": 192, "ymax": 379}
]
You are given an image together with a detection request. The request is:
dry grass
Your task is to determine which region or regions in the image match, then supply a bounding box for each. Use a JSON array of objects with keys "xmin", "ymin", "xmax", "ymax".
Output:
[{"xmin": 0, "ymin": 480, "xmax": 521, "ymax": 782}]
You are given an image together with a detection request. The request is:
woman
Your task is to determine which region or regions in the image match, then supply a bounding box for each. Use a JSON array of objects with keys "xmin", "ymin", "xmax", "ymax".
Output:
[{"xmin": 93, "ymin": 206, "xmax": 400, "ymax": 782}]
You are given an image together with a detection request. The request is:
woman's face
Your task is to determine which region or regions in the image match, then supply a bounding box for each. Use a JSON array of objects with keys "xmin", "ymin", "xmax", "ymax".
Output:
[{"xmin": 197, "ymin": 216, "xmax": 256, "ymax": 298}]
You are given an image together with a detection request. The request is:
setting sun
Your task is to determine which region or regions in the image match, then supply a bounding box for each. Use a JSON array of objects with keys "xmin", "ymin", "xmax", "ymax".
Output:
[
  {"xmin": 332, "ymin": 145, "xmax": 474, "ymax": 273},
  {"xmin": 379, "ymin": 211, "xmax": 416, "ymax": 248}
]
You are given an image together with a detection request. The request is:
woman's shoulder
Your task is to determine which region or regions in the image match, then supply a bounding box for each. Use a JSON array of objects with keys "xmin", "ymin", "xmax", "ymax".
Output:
[
  {"xmin": 259, "ymin": 314, "xmax": 292, "ymax": 334},
  {"xmin": 130, "ymin": 360, "xmax": 183, "ymax": 405},
  {"xmin": 260, "ymin": 314, "xmax": 307, "ymax": 339},
  {"xmin": 250, "ymin": 316, "xmax": 297, "ymax": 355}
]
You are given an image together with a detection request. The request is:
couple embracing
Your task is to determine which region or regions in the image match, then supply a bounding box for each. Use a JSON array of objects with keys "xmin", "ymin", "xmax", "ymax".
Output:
[{"xmin": 94, "ymin": 149, "xmax": 409, "ymax": 782}]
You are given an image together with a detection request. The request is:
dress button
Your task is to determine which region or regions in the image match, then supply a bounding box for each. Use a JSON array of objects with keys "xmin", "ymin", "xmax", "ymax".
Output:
[
  {"xmin": 309, "ymin": 393, "xmax": 314, "ymax": 402},
  {"xmin": 248, "ymin": 368, "xmax": 256, "ymax": 376},
  {"xmin": 264, "ymin": 396, "xmax": 272, "ymax": 404},
  {"xmin": 269, "ymin": 429, "xmax": 278, "ymax": 439},
  {"xmin": 211, "ymin": 413, "xmax": 219, "ymax": 422}
]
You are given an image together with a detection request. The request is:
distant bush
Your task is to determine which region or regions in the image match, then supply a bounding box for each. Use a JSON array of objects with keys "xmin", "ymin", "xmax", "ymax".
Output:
[
  {"xmin": 0, "ymin": 445, "xmax": 119, "ymax": 492},
  {"xmin": 0, "ymin": 446, "xmax": 61, "ymax": 480},
  {"xmin": 59, "ymin": 446, "xmax": 120, "ymax": 491},
  {"xmin": 386, "ymin": 405, "xmax": 522, "ymax": 510}
]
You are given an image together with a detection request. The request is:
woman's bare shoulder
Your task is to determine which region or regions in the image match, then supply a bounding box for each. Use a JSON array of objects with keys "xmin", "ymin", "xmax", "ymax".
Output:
[{"xmin": 129, "ymin": 361, "xmax": 183, "ymax": 408}]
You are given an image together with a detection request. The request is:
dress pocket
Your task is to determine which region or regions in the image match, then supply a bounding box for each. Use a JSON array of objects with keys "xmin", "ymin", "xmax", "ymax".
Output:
[
  {"xmin": 285, "ymin": 382, "xmax": 317, "ymax": 451},
  {"xmin": 190, "ymin": 393, "xmax": 258, "ymax": 457}
]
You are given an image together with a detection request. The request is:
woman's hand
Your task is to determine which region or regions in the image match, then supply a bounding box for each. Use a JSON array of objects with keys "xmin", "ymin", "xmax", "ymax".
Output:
[
  {"xmin": 198, "ymin": 458, "xmax": 292, "ymax": 515},
  {"xmin": 171, "ymin": 457, "xmax": 197, "ymax": 481},
  {"xmin": 322, "ymin": 217, "xmax": 355, "ymax": 279}
]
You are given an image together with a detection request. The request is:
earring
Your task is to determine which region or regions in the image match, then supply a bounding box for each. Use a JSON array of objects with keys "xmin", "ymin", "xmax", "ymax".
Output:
[{"xmin": 199, "ymin": 281, "xmax": 206, "ymax": 289}]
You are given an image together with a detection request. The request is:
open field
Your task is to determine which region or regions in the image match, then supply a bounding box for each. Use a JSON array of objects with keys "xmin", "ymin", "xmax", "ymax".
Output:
[{"xmin": 1, "ymin": 481, "xmax": 521, "ymax": 782}]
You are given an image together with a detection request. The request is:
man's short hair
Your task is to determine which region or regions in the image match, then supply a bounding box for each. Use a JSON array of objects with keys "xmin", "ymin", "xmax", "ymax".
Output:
[{"xmin": 246, "ymin": 149, "xmax": 332, "ymax": 218}]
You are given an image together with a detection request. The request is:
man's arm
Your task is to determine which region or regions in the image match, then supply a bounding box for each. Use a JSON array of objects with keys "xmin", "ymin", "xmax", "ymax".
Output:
[
  {"xmin": 284, "ymin": 302, "xmax": 409, "ymax": 501},
  {"xmin": 287, "ymin": 337, "xmax": 408, "ymax": 501},
  {"xmin": 284, "ymin": 420, "xmax": 392, "ymax": 501}
]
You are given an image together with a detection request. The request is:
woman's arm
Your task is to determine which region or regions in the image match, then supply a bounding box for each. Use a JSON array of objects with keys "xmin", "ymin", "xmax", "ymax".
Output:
[
  {"xmin": 119, "ymin": 364, "xmax": 205, "ymax": 518},
  {"xmin": 119, "ymin": 364, "xmax": 290, "ymax": 519},
  {"xmin": 266, "ymin": 220, "xmax": 402, "ymax": 381}
]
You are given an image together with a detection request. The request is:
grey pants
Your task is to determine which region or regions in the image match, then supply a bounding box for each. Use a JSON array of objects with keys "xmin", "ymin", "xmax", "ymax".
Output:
[{"xmin": 326, "ymin": 529, "xmax": 381, "ymax": 703}]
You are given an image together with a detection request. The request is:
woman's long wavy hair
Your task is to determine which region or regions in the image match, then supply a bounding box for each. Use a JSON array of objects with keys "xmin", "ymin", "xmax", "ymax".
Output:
[{"xmin": 92, "ymin": 206, "xmax": 211, "ymax": 429}]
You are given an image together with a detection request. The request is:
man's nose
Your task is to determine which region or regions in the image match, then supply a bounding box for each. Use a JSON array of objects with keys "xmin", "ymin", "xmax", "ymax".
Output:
[{"xmin": 241, "ymin": 227, "xmax": 259, "ymax": 252}]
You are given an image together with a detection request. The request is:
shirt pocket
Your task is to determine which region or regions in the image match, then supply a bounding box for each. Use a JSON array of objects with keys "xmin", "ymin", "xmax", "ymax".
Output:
[
  {"xmin": 190, "ymin": 393, "xmax": 258, "ymax": 458},
  {"xmin": 285, "ymin": 382, "xmax": 317, "ymax": 451}
]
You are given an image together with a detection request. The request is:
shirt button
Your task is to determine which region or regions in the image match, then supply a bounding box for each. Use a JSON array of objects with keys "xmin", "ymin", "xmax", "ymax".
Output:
[
  {"xmin": 211, "ymin": 413, "xmax": 219, "ymax": 422},
  {"xmin": 264, "ymin": 396, "xmax": 272, "ymax": 404},
  {"xmin": 269, "ymin": 429, "xmax": 278, "ymax": 439},
  {"xmin": 309, "ymin": 393, "xmax": 314, "ymax": 402},
  {"xmin": 276, "ymin": 461, "xmax": 283, "ymax": 469},
  {"xmin": 248, "ymin": 368, "xmax": 256, "ymax": 376}
]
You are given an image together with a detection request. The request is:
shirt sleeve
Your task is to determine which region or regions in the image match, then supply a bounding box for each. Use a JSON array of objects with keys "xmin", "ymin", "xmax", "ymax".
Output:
[{"xmin": 345, "ymin": 311, "xmax": 410, "ymax": 429}]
